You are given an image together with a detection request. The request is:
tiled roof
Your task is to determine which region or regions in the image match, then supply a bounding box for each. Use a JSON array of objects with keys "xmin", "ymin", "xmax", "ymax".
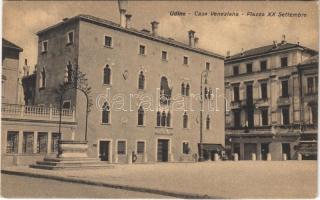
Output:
[
  {"xmin": 2, "ymin": 38, "xmax": 23, "ymax": 51},
  {"xmin": 226, "ymin": 42, "xmax": 317, "ymax": 62},
  {"xmin": 37, "ymin": 14, "xmax": 224, "ymax": 59}
]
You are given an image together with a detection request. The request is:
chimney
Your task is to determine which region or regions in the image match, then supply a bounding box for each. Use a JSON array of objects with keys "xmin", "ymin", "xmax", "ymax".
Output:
[
  {"xmin": 226, "ymin": 51, "xmax": 230, "ymax": 58},
  {"xmin": 194, "ymin": 37, "xmax": 199, "ymax": 48},
  {"xmin": 281, "ymin": 34, "xmax": 286, "ymax": 43},
  {"xmin": 118, "ymin": 0, "xmax": 128, "ymax": 28},
  {"xmin": 151, "ymin": 21, "xmax": 159, "ymax": 36},
  {"xmin": 188, "ymin": 30, "xmax": 195, "ymax": 47},
  {"xmin": 125, "ymin": 14, "xmax": 132, "ymax": 28}
]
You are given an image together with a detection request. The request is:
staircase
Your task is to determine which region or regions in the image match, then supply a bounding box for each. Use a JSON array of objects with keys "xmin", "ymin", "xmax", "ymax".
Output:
[{"xmin": 30, "ymin": 157, "xmax": 114, "ymax": 170}]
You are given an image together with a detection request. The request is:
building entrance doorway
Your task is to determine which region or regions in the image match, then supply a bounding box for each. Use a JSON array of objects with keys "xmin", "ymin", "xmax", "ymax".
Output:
[
  {"xmin": 244, "ymin": 143, "xmax": 257, "ymax": 160},
  {"xmin": 233, "ymin": 143, "xmax": 241, "ymax": 160},
  {"xmin": 282, "ymin": 143, "xmax": 291, "ymax": 160},
  {"xmin": 261, "ymin": 143, "xmax": 269, "ymax": 160},
  {"xmin": 99, "ymin": 141, "xmax": 110, "ymax": 161},
  {"xmin": 157, "ymin": 139, "xmax": 169, "ymax": 162}
]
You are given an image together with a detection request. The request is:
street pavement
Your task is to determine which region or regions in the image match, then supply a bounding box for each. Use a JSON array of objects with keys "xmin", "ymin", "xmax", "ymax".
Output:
[
  {"xmin": 1, "ymin": 161, "xmax": 317, "ymax": 198},
  {"xmin": 1, "ymin": 174, "xmax": 171, "ymax": 198}
]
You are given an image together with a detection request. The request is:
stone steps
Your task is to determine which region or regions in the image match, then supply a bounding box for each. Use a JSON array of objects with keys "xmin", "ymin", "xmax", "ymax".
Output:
[{"xmin": 30, "ymin": 157, "xmax": 114, "ymax": 170}]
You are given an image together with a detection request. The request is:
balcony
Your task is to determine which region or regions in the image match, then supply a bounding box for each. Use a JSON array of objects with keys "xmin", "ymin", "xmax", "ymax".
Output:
[
  {"xmin": 277, "ymin": 96, "xmax": 291, "ymax": 106},
  {"xmin": 254, "ymin": 98, "xmax": 269, "ymax": 107},
  {"xmin": 1, "ymin": 103, "xmax": 75, "ymax": 123},
  {"xmin": 230, "ymin": 100, "xmax": 246, "ymax": 109},
  {"xmin": 304, "ymin": 93, "xmax": 318, "ymax": 104}
]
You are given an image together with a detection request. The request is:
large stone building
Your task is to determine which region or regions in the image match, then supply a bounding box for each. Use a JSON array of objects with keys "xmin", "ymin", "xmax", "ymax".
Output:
[
  {"xmin": 32, "ymin": 11, "xmax": 225, "ymax": 163},
  {"xmin": 1, "ymin": 39, "xmax": 76, "ymax": 167},
  {"xmin": 225, "ymin": 37, "xmax": 318, "ymax": 160}
]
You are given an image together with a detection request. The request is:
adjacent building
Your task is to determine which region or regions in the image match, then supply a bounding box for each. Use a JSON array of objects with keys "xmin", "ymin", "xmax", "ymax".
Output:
[
  {"xmin": 1, "ymin": 39, "xmax": 76, "ymax": 167},
  {"xmin": 225, "ymin": 37, "xmax": 318, "ymax": 160},
  {"xmin": 32, "ymin": 11, "xmax": 225, "ymax": 163}
]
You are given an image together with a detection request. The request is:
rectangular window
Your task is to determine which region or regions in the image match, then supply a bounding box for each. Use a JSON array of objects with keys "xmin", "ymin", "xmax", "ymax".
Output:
[
  {"xmin": 261, "ymin": 83, "xmax": 268, "ymax": 99},
  {"xmin": 312, "ymin": 106, "xmax": 318, "ymax": 124},
  {"xmin": 104, "ymin": 36, "xmax": 112, "ymax": 47},
  {"xmin": 233, "ymin": 86, "xmax": 240, "ymax": 101},
  {"xmin": 234, "ymin": 110, "xmax": 241, "ymax": 128},
  {"xmin": 37, "ymin": 132, "xmax": 48, "ymax": 153},
  {"xmin": 162, "ymin": 51, "xmax": 168, "ymax": 60},
  {"xmin": 117, "ymin": 141, "xmax": 126, "ymax": 155},
  {"xmin": 62, "ymin": 100, "xmax": 71, "ymax": 109},
  {"xmin": 261, "ymin": 109, "xmax": 268, "ymax": 126},
  {"xmin": 139, "ymin": 45, "xmax": 146, "ymax": 55},
  {"xmin": 246, "ymin": 63, "xmax": 253, "ymax": 73},
  {"xmin": 282, "ymin": 107, "xmax": 290, "ymax": 125},
  {"xmin": 23, "ymin": 132, "xmax": 34, "ymax": 154},
  {"xmin": 281, "ymin": 80, "xmax": 289, "ymax": 97},
  {"xmin": 6, "ymin": 131, "xmax": 19, "ymax": 154},
  {"xmin": 206, "ymin": 62, "xmax": 210, "ymax": 71},
  {"xmin": 307, "ymin": 77, "xmax": 314, "ymax": 94},
  {"xmin": 41, "ymin": 41, "xmax": 48, "ymax": 53},
  {"xmin": 315, "ymin": 76, "xmax": 318, "ymax": 92},
  {"xmin": 260, "ymin": 60, "xmax": 267, "ymax": 71},
  {"xmin": 67, "ymin": 31, "xmax": 74, "ymax": 44},
  {"xmin": 182, "ymin": 142, "xmax": 190, "ymax": 154},
  {"xmin": 233, "ymin": 66, "xmax": 239, "ymax": 75},
  {"xmin": 183, "ymin": 56, "xmax": 189, "ymax": 65},
  {"xmin": 51, "ymin": 133, "xmax": 60, "ymax": 153},
  {"xmin": 137, "ymin": 141, "xmax": 145, "ymax": 154},
  {"xmin": 281, "ymin": 57, "xmax": 288, "ymax": 67}
]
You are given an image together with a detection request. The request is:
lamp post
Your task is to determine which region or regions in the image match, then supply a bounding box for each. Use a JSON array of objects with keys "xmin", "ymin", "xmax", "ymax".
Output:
[{"xmin": 199, "ymin": 69, "xmax": 209, "ymax": 162}]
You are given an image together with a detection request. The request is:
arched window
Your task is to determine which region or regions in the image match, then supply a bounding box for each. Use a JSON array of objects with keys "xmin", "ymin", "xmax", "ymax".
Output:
[
  {"xmin": 103, "ymin": 65, "xmax": 111, "ymax": 84},
  {"xmin": 161, "ymin": 111, "xmax": 166, "ymax": 127},
  {"xmin": 208, "ymin": 88, "xmax": 212, "ymax": 100},
  {"xmin": 186, "ymin": 84, "xmax": 190, "ymax": 96},
  {"xmin": 160, "ymin": 76, "xmax": 171, "ymax": 104},
  {"xmin": 181, "ymin": 83, "xmax": 185, "ymax": 96},
  {"xmin": 204, "ymin": 87, "xmax": 208, "ymax": 99},
  {"xmin": 138, "ymin": 106, "xmax": 144, "ymax": 125},
  {"xmin": 67, "ymin": 62, "xmax": 73, "ymax": 83},
  {"xmin": 102, "ymin": 102, "xmax": 110, "ymax": 124},
  {"xmin": 138, "ymin": 71, "xmax": 145, "ymax": 89},
  {"xmin": 156, "ymin": 111, "xmax": 161, "ymax": 126},
  {"xmin": 206, "ymin": 115, "xmax": 210, "ymax": 130},
  {"xmin": 39, "ymin": 67, "xmax": 46, "ymax": 88},
  {"xmin": 166, "ymin": 111, "xmax": 171, "ymax": 127},
  {"xmin": 183, "ymin": 112, "xmax": 188, "ymax": 128}
]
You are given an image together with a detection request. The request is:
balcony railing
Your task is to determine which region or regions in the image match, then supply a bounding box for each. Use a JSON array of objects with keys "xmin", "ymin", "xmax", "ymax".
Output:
[
  {"xmin": 277, "ymin": 96, "xmax": 291, "ymax": 106},
  {"xmin": 2, "ymin": 103, "xmax": 75, "ymax": 123}
]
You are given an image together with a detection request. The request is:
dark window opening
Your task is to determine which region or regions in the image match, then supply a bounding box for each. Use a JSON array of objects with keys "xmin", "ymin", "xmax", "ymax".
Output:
[
  {"xmin": 183, "ymin": 112, "xmax": 188, "ymax": 128},
  {"xmin": 234, "ymin": 110, "xmax": 241, "ymax": 128},
  {"xmin": 138, "ymin": 71, "xmax": 145, "ymax": 90},
  {"xmin": 162, "ymin": 51, "xmax": 168, "ymax": 60},
  {"xmin": 182, "ymin": 142, "xmax": 190, "ymax": 154},
  {"xmin": 137, "ymin": 141, "xmax": 145, "ymax": 154},
  {"xmin": 138, "ymin": 106, "xmax": 144, "ymax": 126},
  {"xmin": 206, "ymin": 115, "xmax": 210, "ymax": 130},
  {"xmin": 183, "ymin": 56, "xmax": 188, "ymax": 65},
  {"xmin": 261, "ymin": 109, "xmax": 268, "ymax": 126},
  {"xmin": 282, "ymin": 107, "xmax": 290, "ymax": 125},
  {"xmin": 6, "ymin": 131, "xmax": 18, "ymax": 154},
  {"xmin": 307, "ymin": 77, "xmax": 314, "ymax": 94},
  {"xmin": 103, "ymin": 65, "xmax": 111, "ymax": 84},
  {"xmin": 281, "ymin": 57, "xmax": 288, "ymax": 67},
  {"xmin": 233, "ymin": 66, "xmax": 239, "ymax": 75},
  {"xmin": 117, "ymin": 141, "xmax": 126, "ymax": 155},
  {"xmin": 260, "ymin": 60, "xmax": 267, "ymax": 71},
  {"xmin": 281, "ymin": 80, "xmax": 289, "ymax": 97},
  {"xmin": 206, "ymin": 62, "xmax": 210, "ymax": 71},
  {"xmin": 23, "ymin": 132, "xmax": 34, "ymax": 154},
  {"xmin": 37, "ymin": 132, "xmax": 48, "ymax": 153},
  {"xmin": 261, "ymin": 83, "xmax": 268, "ymax": 99},
  {"xmin": 246, "ymin": 63, "xmax": 253, "ymax": 73},
  {"xmin": 233, "ymin": 86, "xmax": 240, "ymax": 102},
  {"xmin": 156, "ymin": 111, "xmax": 161, "ymax": 126},
  {"xmin": 102, "ymin": 102, "xmax": 110, "ymax": 124},
  {"xmin": 105, "ymin": 36, "xmax": 112, "ymax": 47},
  {"xmin": 139, "ymin": 45, "xmax": 146, "ymax": 55}
]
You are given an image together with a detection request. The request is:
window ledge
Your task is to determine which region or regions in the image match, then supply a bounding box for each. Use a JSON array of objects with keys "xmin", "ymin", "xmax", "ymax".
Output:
[
  {"xmin": 161, "ymin": 59, "xmax": 168, "ymax": 62},
  {"xmin": 101, "ymin": 123, "xmax": 111, "ymax": 125},
  {"xmin": 104, "ymin": 45, "xmax": 113, "ymax": 49},
  {"xmin": 39, "ymin": 87, "xmax": 45, "ymax": 91},
  {"xmin": 102, "ymin": 84, "xmax": 112, "ymax": 87},
  {"xmin": 66, "ymin": 42, "xmax": 73, "ymax": 46},
  {"xmin": 139, "ymin": 53, "xmax": 147, "ymax": 56},
  {"xmin": 137, "ymin": 125, "xmax": 145, "ymax": 127}
]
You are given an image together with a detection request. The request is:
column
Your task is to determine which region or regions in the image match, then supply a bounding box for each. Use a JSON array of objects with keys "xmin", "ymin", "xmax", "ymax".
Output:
[
  {"xmin": 240, "ymin": 142, "xmax": 245, "ymax": 160},
  {"xmin": 257, "ymin": 143, "xmax": 262, "ymax": 160},
  {"xmin": 47, "ymin": 131, "xmax": 52, "ymax": 154},
  {"xmin": 33, "ymin": 131, "xmax": 38, "ymax": 154},
  {"xmin": 18, "ymin": 130, "xmax": 23, "ymax": 154}
]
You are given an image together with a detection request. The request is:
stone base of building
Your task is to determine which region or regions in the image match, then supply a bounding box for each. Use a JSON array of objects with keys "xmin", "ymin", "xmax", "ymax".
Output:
[{"xmin": 30, "ymin": 140, "xmax": 113, "ymax": 170}]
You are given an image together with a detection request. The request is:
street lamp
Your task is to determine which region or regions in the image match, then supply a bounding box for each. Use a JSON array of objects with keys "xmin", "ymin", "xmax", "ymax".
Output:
[{"xmin": 199, "ymin": 69, "xmax": 209, "ymax": 162}]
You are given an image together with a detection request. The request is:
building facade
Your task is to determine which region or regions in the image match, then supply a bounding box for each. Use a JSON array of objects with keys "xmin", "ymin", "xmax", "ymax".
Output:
[
  {"xmin": 1, "ymin": 39, "xmax": 76, "ymax": 167},
  {"xmin": 225, "ymin": 38, "xmax": 318, "ymax": 160},
  {"xmin": 33, "ymin": 13, "xmax": 225, "ymax": 163}
]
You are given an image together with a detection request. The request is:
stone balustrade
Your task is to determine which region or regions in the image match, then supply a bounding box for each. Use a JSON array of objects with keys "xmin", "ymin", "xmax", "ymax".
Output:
[{"xmin": 2, "ymin": 103, "xmax": 75, "ymax": 123}]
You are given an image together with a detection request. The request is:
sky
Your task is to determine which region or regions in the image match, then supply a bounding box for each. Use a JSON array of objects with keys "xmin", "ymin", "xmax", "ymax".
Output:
[{"xmin": 3, "ymin": 1, "xmax": 319, "ymax": 71}]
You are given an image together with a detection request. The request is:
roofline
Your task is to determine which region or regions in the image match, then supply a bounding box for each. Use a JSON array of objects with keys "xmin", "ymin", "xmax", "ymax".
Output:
[
  {"xmin": 225, "ymin": 46, "xmax": 317, "ymax": 64},
  {"xmin": 36, "ymin": 15, "xmax": 224, "ymax": 60},
  {"xmin": 3, "ymin": 40, "xmax": 23, "ymax": 52}
]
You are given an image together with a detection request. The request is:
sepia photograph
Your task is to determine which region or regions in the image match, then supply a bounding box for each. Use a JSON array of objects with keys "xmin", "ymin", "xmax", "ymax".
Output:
[{"xmin": 1, "ymin": 0, "xmax": 318, "ymax": 198}]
